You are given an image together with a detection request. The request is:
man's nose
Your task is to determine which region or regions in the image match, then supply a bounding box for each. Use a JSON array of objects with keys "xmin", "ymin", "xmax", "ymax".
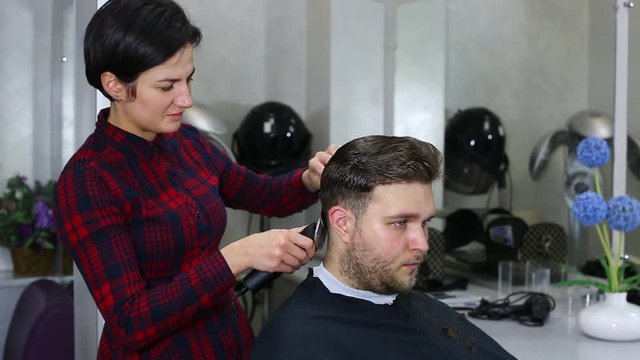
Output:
[{"xmin": 411, "ymin": 227, "xmax": 429, "ymax": 253}]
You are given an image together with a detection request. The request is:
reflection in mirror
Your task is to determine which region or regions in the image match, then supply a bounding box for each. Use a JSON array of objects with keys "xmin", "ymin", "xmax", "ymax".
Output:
[{"xmin": 443, "ymin": 1, "xmax": 638, "ymax": 266}]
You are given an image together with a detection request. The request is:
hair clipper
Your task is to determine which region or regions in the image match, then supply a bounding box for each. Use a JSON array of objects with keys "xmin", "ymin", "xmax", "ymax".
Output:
[{"xmin": 234, "ymin": 218, "xmax": 327, "ymax": 296}]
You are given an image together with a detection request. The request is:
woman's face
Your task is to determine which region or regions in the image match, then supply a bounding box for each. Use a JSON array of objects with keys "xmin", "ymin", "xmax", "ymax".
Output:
[{"xmin": 110, "ymin": 45, "xmax": 195, "ymax": 141}]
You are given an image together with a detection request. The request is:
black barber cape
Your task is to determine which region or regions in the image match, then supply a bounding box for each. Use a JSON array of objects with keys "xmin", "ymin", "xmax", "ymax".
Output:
[{"xmin": 251, "ymin": 271, "xmax": 516, "ymax": 360}]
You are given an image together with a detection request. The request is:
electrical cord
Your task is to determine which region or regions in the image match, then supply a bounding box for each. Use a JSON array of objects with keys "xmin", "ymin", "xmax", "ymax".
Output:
[
  {"xmin": 507, "ymin": 169, "xmax": 513, "ymax": 211},
  {"xmin": 238, "ymin": 213, "xmax": 257, "ymax": 322},
  {"xmin": 468, "ymin": 291, "xmax": 556, "ymax": 327},
  {"xmin": 484, "ymin": 168, "xmax": 513, "ymax": 213}
]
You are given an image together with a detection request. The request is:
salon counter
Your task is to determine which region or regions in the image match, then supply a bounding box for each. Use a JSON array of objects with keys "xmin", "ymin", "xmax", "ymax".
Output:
[
  {"xmin": 470, "ymin": 311, "xmax": 640, "ymax": 360},
  {"xmin": 460, "ymin": 281, "xmax": 640, "ymax": 360}
]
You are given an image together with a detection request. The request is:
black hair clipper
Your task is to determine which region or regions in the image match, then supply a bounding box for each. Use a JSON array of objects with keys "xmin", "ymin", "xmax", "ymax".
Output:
[{"xmin": 234, "ymin": 218, "xmax": 327, "ymax": 296}]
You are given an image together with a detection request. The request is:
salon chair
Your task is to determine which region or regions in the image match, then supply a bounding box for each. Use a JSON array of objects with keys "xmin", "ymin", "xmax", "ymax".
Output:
[
  {"xmin": 519, "ymin": 222, "xmax": 568, "ymax": 264},
  {"xmin": 414, "ymin": 227, "xmax": 447, "ymax": 290},
  {"xmin": 518, "ymin": 222, "xmax": 568, "ymax": 283},
  {"xmin": 3, "ymin": 279, "xmax": 74, "ymax": 360}
]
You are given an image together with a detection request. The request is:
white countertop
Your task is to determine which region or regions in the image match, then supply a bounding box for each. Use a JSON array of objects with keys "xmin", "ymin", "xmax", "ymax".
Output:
[
  {"xmin": 469, "ymin": 311, "xmax": 640, "ymax": 360},
  {"xmin": 461, "ymin": 281, "xmax": 640, "ymax": 360}
]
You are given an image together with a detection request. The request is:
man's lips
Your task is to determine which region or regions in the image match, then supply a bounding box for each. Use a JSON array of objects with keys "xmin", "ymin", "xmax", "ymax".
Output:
[
  {"xmin": 404, "ymin": 262, "xmax": 421, "ymax": 271},
  {"xmin": 404, "ymin": 257, "xmax": 424, "ymax": 270}
]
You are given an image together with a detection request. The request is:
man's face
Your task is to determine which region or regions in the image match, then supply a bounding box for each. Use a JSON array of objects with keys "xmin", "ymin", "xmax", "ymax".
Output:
[{"xmin": 340, "ymin": 182, "xmax": 435, "ymax": 294}]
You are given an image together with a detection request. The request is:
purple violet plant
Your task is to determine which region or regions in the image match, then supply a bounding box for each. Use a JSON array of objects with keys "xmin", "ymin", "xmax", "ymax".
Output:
[{"xmin": 0, "ymin": 175, "xmax": 56, "ymax": 251}]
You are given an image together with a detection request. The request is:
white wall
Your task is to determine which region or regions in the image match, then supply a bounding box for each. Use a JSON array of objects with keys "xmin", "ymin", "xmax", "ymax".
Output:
[
  {"xmin": 0, "ymin": 0, "xmax": 74, "ymax": 185},
  {"xmin": 2, "ymin": 0, "xmax": 639, "ymax": 358},
  {"xmin": 444, "ymin": 0, "xmax": 590, "ymax": 219},
  {"xmin": 327, "ymin": 0, "xmax": 446, "ymax": 207},
  {"xmin": 442, "ymin": 0, "xmax": 640, "ymax": 259},
  {"xmin": 180, "ymin": 0, "xmax": 446, "ymax": 241},
  {"xmin": 2, "ymin": 2, "xmax": 635, "ymax": 252}
]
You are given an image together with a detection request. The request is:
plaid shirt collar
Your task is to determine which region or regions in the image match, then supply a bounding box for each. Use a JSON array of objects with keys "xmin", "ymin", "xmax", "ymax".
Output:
[{"xmin": 96, "ymin": 107, "xmax": 175, "ymax": 159}]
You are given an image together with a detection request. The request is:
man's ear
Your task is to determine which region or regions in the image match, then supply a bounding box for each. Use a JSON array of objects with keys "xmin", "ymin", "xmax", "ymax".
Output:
[
  {"xmin": 100, "ymin": 71, "xmax": 126, "ymax": 100},
  {"xmin": 327, "ymin": 206, "xmax": 355, "ymax": 243}
]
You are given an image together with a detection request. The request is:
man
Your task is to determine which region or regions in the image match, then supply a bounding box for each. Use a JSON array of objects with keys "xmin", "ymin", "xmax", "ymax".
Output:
[{"xmin": 251, "ymin": 135, "xmax": 516, "ymax": 359}]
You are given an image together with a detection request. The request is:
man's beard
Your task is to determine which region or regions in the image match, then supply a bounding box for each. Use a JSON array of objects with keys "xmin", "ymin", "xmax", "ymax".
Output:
[{"xmin": 338, "ymin": 229, "xmax": 425, "ymax": 294}]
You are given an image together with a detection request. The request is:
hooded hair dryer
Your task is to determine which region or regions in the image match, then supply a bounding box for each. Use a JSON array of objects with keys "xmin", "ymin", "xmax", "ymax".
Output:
[
  {"xmin": 528, "ymin": 110, "xmax": 640, "ymax": 265},
  {"xmin": 444, "ymin": 107, "xmax": 510, "ymax": 209}
]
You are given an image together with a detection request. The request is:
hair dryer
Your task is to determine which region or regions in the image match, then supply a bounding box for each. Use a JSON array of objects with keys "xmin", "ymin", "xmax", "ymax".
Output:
[
  {"xmin": 528, "ymin": 109, "xmax": 640, "ymax": 266},
  {"xmin": 529, "ymin": 110, "xmax": 640, "ymax": 183},
  {"xmin": 234, "ymin": 219, "xmax": 327, "ymax": 296}
]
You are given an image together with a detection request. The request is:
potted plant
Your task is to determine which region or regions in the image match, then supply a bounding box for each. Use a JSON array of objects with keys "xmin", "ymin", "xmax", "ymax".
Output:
[
  {"xmin": 561, "ymin": 136, "xmax": 640, "ymax": 341},
  {"xmin": 0, "ymin": 174, "xmax": 58, "ymax": 276}
]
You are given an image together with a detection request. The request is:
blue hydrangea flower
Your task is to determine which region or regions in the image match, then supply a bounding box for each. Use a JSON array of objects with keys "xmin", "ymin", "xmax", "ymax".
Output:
[
  {"xmin": 572, "ymin": 191, "xmax": 607, "ymax": 226},
  {"xmin": 576, "ymin": 136, "xmax": 610, "ymax": 168},
  {"xmin": 605, "ymin": 195, "xmax": 640, "ymax": 232}
]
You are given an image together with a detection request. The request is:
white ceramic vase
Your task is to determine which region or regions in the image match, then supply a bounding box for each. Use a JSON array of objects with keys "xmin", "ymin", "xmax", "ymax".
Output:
[{"xmin": 578, "ymin": 292, "xmax": 640, "ymax": 341}]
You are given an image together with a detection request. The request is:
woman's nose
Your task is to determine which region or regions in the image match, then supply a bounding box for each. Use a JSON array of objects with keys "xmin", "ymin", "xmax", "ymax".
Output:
[{"xmin": 175, "ymin": 87, "xmax": 193, "ymax": 108}]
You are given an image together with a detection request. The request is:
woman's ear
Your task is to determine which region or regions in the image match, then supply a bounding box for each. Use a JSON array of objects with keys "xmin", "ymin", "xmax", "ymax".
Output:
[
  {"xmin": 100, "ymin": 72, "xmax": 125, "ymax": 101},
  {"xmin": 327, "ymin": 206, "xmax": 355, "ymax": 243}
]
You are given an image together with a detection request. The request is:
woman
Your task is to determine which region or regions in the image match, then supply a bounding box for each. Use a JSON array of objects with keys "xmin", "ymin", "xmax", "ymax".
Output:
[{"xmin": 54, "ymin": 0, "xmax": 335, "ymax": 358}]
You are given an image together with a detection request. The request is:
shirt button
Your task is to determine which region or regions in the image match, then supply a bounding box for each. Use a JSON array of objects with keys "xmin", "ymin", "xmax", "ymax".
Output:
[{"xmin": 195, "ymin": 210, "xmax": 200, "ymax": 219}]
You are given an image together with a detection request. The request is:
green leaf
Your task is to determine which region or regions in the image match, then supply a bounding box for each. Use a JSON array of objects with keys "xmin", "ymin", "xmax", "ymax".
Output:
[
  {"xmin": 22, "ymin": 236, "xmax": 35, "ymax": 248},
  {"xmin": 598, "ymin": 257, "xmax": 613, "ymax": 289},
  {"xmin": 41, "ymin": 240, "xmax": 55, "ymax": 250},
  {"xmin": 561, "ymin": 266, "xmax": 582, "ymax": 275},
  {"xmin": 621, "ymin": 273, "xmax": 640, "ymax": 285},
  {"xmin": 621, "ymin": 284, "xmax": 640, "ymax": 292}
]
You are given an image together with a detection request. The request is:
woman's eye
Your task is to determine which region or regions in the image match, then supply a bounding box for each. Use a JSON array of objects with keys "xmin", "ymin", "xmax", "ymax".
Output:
[{"xmin": 160, "ymin": 84, "xmax": 174, "ymax": 92}]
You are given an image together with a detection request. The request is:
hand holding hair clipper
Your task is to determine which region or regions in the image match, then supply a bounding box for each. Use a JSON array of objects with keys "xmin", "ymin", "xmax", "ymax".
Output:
[{"xmin": 235, "ymin": 219, "xmax": 327, "ymax": 296}]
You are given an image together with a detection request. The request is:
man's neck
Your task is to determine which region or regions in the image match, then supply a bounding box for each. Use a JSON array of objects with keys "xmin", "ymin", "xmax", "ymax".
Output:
[{"xmin": 313, "ymin": 263, "xmax": 397, "ymax": 305}]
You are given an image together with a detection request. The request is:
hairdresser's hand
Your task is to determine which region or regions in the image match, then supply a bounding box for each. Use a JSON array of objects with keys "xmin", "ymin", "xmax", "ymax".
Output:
[
  {"xmin": 302, "ymin": 144, "xmax": 339, "ymax": 192},
  {"xmin": 221, "ymin": 226, "xmax": 316, "ymax": 277}
]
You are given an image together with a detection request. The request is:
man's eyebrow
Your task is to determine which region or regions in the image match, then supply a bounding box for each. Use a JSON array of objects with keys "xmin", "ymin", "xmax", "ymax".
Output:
[
  {"xmin": 385, "ymin": 212, "xmax": 420, "ymax": 219},
  {"xmin": 157, "ymin": 68, "xmax": 196, "ymax": 83},
  {"xmin": 385, "ymin": 213, "xmax": 435, "ymax": 222}
]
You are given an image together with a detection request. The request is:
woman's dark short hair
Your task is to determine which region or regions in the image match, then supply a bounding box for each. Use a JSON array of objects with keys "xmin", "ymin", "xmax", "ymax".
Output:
[
  {"xmin": 84, "ymin": 0, "xmax": 202, "ymax": 101},
  {"xmin": 319, "ymin": 135, "xmax": 443, "ymax": 220}
]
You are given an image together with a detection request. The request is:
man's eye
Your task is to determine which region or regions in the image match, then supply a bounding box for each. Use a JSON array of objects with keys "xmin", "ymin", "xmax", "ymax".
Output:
[{"xmin": 394, "ymin": 220, "xmax": 407, "ymax": 227}]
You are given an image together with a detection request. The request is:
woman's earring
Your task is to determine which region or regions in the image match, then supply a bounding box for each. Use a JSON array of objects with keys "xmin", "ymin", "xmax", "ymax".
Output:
[{"xmin": 113, "ymin": 96, "xmax": 121, "ymax": 102}]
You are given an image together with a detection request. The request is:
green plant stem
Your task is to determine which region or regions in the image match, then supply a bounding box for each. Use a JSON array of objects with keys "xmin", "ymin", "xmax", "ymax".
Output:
[
  {"xmin": 615, "ymin": 231, "xmax": 624, "ymax": 291},
  {"xmin": 594, "ymin": 169, "xmax": 618, "ymax": 292},
  {"xmin": 594, "ymin": 168, "xmax": 603, "ymax": 198},
  {"xmin": 596, "ymin": 223, "xmax": 616, "ymax": 291}
]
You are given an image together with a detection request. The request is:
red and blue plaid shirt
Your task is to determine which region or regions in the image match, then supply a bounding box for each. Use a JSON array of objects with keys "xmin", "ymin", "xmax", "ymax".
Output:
[{"xmin": 54, "ymin": 108, "xmax": 317, "ymax": 359}]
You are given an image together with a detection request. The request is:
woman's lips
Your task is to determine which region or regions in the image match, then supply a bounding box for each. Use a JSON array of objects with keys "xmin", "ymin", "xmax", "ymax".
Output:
[{"xmin": 167, "ymin": 112, "xmax": 183, "ymax": 121}]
